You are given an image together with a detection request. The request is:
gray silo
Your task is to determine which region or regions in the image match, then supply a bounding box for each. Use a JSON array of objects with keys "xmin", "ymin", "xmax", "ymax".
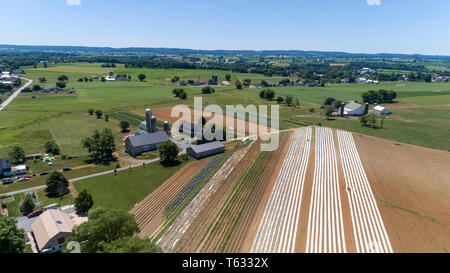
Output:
[
  {"xmin": 151, "ymin": 116, "xmax": 157, "ymax": 132},
  {"xmin": 164, "ymin": 121, "xmax": 170, "ymax": 134},
  {"xmin": 145, "ymin": 108, "xmax": 152, "ymax": 133},
  {"xmin": 340, "ymin": 105, "xmax": 345, "ymax": 117},
  {"xmin": 364, "ymin": 103, "xmax": 369, "ymax": 115}
]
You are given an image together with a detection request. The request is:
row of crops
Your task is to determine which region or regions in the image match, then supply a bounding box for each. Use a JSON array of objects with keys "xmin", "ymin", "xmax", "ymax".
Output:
[
  {"xmin": 108, "ymin": 111, "xmax": 144, "ymax": 126},
  {"xmin": 198, "ymin": 150, "xmax": 273, "ymax": 252},
  {"xmin": 164, "ymin": 153, "xmax": 231, "ymax": 218}
]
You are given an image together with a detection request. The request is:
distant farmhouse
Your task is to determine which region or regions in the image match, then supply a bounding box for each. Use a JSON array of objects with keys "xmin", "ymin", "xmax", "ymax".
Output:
[
  {"xmin": 0, "ymin": 157, "xmax": 26, "ymax": 178},
  {"xmin": 0, "ymin": 71, "xmax": 18, "ymax": 84}
]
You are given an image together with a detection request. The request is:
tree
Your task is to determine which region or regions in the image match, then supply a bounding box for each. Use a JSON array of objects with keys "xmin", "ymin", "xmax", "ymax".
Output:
[
  {"xmin": 77, "ymin": 78, "xmax": 83, "ymax": 82},
  {"xmin": 359, "ymin": 114, "xmax": 369, "ymax": 126},
  {"xmin": 259, "ymin": 90, "xmax": 266, "ymax": 99},
  {"xmin": 264, "ymin": 89, "xmax": 275, "ymax": 100},
  {"xmin": 98, "ymin": 236, "xmax": 162, "ymax": 253},
  {"xmin": 324, "ymin": 106, "xmax": 334, "ymax": 119},
  {"xmin": 201, "ymin": 86, "xmax": 215, "ymax": 94},
  {"xmin": 58, "ymin": 75, "xmax": 69, "ymax": 82},
  {"xmin": 45, "ymin": 141, "xmax": 60, "ymax": 155},
  {"xmin": 285, "ymin": 96, "xmax": 293, "ymax": 106},
  {"xmin": 32, "ymin": 84, "xmax": 41, "ymax": 91},
  {"xmin": 88, "ymin": 109, "xmax": 94, "ymax": 115},
  {"xmin": 276, "ymin": 96, "xmax": 284, "ymax": 104},
  {"xmin": 158, "ymin": 140, "xmax": 179, "ymax": 164},
  {"xmin": 235, "ymin": 80, "xmax": 243, "ymax": 89},
  {"xmin": 242, "ymin": 79, "xmax": 251, "ymax": 87},
  {"xmin": 101, "ymin": 77, "xmax": 106, "ymax": 83},
  {"xmin": 424, "ymin": 74, "xmax": 432, "ymax": 83},
  {"xmin": 66, "ymin": 208, "xmax": 140, "ymax": 253},
  {"xmin": 380, "ymin": 114, "xmax": 386, "ymax": 128},
  {"xmin": 105, "ymin": 114, "xmax": 109, "ymax": 122},
  {"xmin": 178, "ymin": 91, "xmax": 187, "ymax": 100},
  {"xmin": 324, "ymin": 97, "xmax": 335, "ymax": 106},
  {"xmin": 95, "ymin": 110, "xmax": 103, "ymax": 119},
  {"xmin": 21, "ymin": 195, "xmax": 35, "ymax": 214},
  {"xmin": 9, "ymin": 146, "xmax": 25, "ymax": 163},
  {"xmin": 335, "ymin": 100, "xmax": 343, "ymax": 109},
  {"xmin": 74, "ymin": 189, "xmax": 94, "ymax": 215},
  {"xmin": 120, "ymin": 121, "xmax": 130, "ymax": 132},
  {"xmin": 45, "ymin": 171, "xmax": 69, "ymax": 197},
  {"xmin": 367, "ymin": 112, "xmax": 378, "ymax": 128},
  {"xmin": 56, "ymin": 81, "xmax": 66, "ymax": 89},
  {"xmin": 172, "ymin": 88, "xmax": 184, "ymax": 97},
  {"xmin": 225, "ymin": 74, "xmax": 231, "ymax": 81},
  {"xmin": 0, "ymin": 217, "xmax": 25, "ymax": 253},
  {"xmin": 138, "ymin": 74, "xmax": 146, "ymax": 82},
  {"xmin": 82, "ymin": 128, "xmax": 116, "ymax": 162}
]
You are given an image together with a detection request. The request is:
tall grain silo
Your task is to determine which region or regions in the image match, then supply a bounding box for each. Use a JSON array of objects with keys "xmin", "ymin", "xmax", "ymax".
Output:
[
  {"xmin": 145, "ymin": 109, "xmax": 152, "ymax": 133},
  {"xmin": 151, "ymin": 116, "xmax": 157, "ymax": 132}
]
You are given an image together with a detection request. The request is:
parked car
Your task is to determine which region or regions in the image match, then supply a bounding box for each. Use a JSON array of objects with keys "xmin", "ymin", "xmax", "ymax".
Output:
[
  {"xmin": 2, "ymin": 178, "xmax": 14, "ymax": 185},
  {"xmin": 18, "ymin": 177, "xmax": 29, "ymax": 182},
  {"xmin": 62, "ymin": 167, "xmax": 72, "ymax": 172},
  {"xmin": 27, "ymin": 209, "xmax": 43, "ymax": 218},
  {"xmin": 40, "ymin": 171, "xmax": 49, "ymax": 176},
  {"xmin": 24, "ymin": 175, "xmax": 33, "ymax": 179}
]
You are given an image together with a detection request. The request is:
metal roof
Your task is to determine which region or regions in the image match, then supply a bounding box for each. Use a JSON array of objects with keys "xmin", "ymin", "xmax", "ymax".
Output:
[
  {"xmin": 189, "ymin": 141, "xmax": 224, "ymax": 154},
  {"xmin": 345, "ymin": 102, "xmax": 363, "ymax": 111},
  {"xmin": 127, "ymin": 131, "xmax": 169, "ymax": 147}
]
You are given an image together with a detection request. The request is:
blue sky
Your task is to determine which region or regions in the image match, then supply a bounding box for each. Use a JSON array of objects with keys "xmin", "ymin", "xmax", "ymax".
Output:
[{"xmin": 1, "ymin": 0, "xmax": 449, "ymax": 55}]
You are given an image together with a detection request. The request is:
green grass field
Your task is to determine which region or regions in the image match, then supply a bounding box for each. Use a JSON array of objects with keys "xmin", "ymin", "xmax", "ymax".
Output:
[
  {"xmin": 73, "ymin": 160, "xmax": 190, "ymax": 211},
  {"xmin": 1, "ymin": 62, "xmax": 449, "ymax": 185}
]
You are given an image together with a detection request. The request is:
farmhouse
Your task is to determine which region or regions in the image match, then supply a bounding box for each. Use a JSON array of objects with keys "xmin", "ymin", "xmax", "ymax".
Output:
[
  {"xmin": 374, "ymin": 105, "xmax": 390, "ymax": 115},
  {"xmin": 186, "ymin": 141, "xmax": 225, "ymax": 159},
  {"xmin": 125, "ymin": 131, "xmax": 170, "ymax": 157},
  {"xmin": 31, "ymin": 209, "xmax": 76, "ymax": 253}
]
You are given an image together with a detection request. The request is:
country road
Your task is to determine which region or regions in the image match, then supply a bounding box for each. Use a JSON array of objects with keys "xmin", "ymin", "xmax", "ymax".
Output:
[{"xmin": 0, "ymin": 77, "xmax": 33, "ymax": 111}]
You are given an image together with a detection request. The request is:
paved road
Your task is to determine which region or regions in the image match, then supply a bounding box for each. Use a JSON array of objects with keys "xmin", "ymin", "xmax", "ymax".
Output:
[{"xmin": 0, "ymin": 77, "xmax": 33, "ymax": 111}]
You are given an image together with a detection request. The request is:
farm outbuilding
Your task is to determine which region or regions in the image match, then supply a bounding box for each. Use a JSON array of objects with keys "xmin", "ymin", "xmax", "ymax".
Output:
[
  {"xmin": 125, "ymin": 131, "xmax": 170, "ymax": 157},
  {"xmin": 186, "ymin": 141, "xmax": 225, "ymax": 159},
  {"xmin": 374, "ymin": 105, "xmax": 390, "ymax": 115}
]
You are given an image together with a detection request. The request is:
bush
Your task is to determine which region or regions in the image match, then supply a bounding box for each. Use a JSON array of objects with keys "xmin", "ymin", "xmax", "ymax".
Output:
[
  {"xmin": 201, "ymin": 86, "xmax": 215, "ymax": 94},
  {"xmin": 178, "ymin": 91, "xmax": 187, "ymax": 100},
  {"xmin": 45, "ymin": 141, "xmax": 60, "ymax": 155}
]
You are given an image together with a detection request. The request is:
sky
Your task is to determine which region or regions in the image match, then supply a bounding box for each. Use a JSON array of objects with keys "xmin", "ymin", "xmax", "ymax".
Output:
[{"xmin": 1, "ymin": 0, "xmax": 450, "ymax": 55}]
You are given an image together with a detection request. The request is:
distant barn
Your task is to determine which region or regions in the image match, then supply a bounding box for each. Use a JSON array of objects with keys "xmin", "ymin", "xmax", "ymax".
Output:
[{"xmin": 186, "ymin": 141, "xmax": 225, "ymax": 159}]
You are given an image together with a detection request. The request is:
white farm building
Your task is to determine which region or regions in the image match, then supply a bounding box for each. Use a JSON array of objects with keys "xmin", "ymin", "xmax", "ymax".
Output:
[
  {"xmin": 374, "ymin": 105, "xmax": 390, "ymax": 115},
  {"xmin": 344, "ymin": 101, "xmax": 366, "ymax": 116}
]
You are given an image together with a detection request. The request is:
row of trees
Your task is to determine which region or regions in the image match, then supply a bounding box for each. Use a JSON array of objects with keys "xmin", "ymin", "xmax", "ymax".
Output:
[{"xmin": 362, "ymin": 89, "xmax": 397, "ymax": 104}]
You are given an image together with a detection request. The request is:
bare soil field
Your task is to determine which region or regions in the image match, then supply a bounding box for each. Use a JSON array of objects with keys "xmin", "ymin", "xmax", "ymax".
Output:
[
  {"xmin": 354, "ymin": 134, "xmax": 450, "ymax": 252},
  {"xmin": 130, "ymin": 157, "xmax": 212, "ymax": 238}
]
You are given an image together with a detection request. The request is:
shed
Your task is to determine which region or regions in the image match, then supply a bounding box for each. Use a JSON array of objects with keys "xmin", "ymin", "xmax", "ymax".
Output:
[
  {"xmin": 374, "ymin": 105, "xmax": 390, "ymax": 115},
  {"xmin": 186, "ymin": 141, "xmax": 225, "ymax": 159}
]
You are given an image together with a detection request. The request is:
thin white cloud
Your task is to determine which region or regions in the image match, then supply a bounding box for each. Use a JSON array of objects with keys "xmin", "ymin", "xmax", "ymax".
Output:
[
  {"xmin": 66, "ymin": 0, "xmax": 81, "ymax": 6},
  {"xmin": 366, "ymin": 0, "xmax": 381, "ymax": 6}
]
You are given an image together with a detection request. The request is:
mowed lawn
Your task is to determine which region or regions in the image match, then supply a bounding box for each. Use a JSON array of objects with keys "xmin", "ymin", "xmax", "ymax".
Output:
[{"xmin": 73, "ymin": 160, "xmax": 190, "ymax": 211}]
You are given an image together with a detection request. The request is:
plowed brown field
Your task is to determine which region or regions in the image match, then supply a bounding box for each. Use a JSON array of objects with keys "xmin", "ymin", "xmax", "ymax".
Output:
[{"xmin": 130, "ymin": 157, "xmax": 212, "ymax": 238}]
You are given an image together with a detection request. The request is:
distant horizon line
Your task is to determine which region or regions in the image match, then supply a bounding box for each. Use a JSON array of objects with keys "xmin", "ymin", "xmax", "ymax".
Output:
[{"xmin": 1, "ymin": 43, "xmax": 449, "ymax": 58}]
